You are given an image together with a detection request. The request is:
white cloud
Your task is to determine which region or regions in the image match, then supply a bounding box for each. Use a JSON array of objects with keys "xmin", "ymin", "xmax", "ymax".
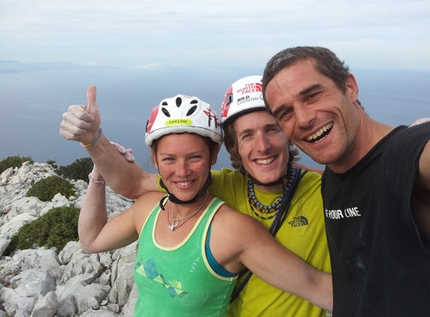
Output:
[{"xmin": 1, "ymin": 0, "xmax": 429, "ymax": 70}]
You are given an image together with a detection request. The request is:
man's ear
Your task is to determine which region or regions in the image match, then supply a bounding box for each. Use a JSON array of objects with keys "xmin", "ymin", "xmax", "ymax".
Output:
[
  {"xmin": 346, "ymin": 73, "xmax": 359, "ymax": 102},
  {"xmin": 211, "ymin": 144, "xmax": 221, "ymax": 165}
]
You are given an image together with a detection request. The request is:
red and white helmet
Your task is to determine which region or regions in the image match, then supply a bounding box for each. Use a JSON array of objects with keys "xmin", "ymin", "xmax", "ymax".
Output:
[
  {"xmin": 145, "ymin": 94, "xmax": 223, "ymax": 146},
  {"xmin": 220, "ymin": 75, "xmax": 266, "ymax": 127}
]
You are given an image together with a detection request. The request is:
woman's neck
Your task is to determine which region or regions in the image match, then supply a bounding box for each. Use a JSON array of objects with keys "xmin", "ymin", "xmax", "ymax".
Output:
[{"xmin": 168, "ymin": 191, "xmax": 210, "ymax": 218}]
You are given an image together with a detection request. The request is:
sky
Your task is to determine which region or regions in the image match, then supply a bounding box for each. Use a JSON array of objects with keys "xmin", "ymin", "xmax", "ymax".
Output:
[{"xmin": 1, "ymin": 0, "xmax": 430, "ymax": 71}]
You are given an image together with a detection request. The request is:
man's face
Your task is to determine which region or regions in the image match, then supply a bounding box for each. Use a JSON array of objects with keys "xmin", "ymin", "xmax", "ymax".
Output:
[
  {"xmin": 235, "ymin": 110, "xmax": 290, "ymax": 188},
  {"xmin": 264, "ymin": 59, "xmax": 361, "ymax": 168}
]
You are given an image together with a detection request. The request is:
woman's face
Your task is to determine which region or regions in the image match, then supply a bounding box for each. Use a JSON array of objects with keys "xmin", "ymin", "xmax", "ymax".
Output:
[{"xmin": 153, "ymin": 133, "xmax": 214, "ymax": 202}]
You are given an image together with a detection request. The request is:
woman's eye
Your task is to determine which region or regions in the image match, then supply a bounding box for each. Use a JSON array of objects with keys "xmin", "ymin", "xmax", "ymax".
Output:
[{"xmin": 189, "ymin": 155, "xmax": 204, "ymax": 161}]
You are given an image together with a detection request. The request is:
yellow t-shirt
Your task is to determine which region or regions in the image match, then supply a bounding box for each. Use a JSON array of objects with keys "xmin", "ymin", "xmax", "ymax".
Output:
[
  {"xmin": 158, "ymin": 168, "xmax": 331, "ymax": 316},
  {"xmin": 209, "ymin": 168, "xmax": 331, "ymax": 317}
]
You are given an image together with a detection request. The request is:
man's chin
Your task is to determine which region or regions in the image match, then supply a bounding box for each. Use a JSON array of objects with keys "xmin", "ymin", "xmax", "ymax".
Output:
[{"xmin": 254, "ymin": 174, "xmax": 284, "ymax": 185}]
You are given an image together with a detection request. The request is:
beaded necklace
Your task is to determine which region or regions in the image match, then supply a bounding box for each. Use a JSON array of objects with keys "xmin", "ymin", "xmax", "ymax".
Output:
[
  {"xmin": 247, "ymin": 166, "xmax": 297, "ymax": 219},
  {"xmin": 231, "ymin": 166, "xmax": 302, "ymax": 303}
]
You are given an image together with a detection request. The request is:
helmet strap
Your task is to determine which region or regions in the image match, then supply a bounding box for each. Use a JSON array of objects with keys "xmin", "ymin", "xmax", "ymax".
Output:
[{"xmin": 159, "ymin": 174, "xmax": 213, "ymax": 205}]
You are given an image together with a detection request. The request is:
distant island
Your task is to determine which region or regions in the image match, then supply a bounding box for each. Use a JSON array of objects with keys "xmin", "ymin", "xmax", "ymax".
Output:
[{"xmin": 0, "ymin": 60, "xmax": 113, "ymax": 73}]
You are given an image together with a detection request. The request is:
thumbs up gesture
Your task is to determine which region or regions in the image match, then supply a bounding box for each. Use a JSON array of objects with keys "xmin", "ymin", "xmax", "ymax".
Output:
[{"xmin": 60, "ymin": 85, "xmax": 102, "ymax": 145}]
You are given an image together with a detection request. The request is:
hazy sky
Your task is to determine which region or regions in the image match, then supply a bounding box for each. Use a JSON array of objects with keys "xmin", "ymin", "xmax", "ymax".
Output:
[{"xmin": 1, "ymin": 0, "xmax": 430, "ymax": 71}]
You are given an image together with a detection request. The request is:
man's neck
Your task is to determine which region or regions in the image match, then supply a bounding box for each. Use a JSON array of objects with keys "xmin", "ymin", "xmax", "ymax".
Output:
[{"xmin": 329, "ymin": 114, "xmax": 394, "ymax": 174}]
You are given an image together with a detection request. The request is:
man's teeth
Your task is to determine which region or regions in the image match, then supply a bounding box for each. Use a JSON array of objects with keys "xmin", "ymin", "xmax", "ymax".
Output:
[
  {"xmin": 306, "ymin": 123, "xmax": 333, "ymax": 142},
  {"xmin": 177, "ymin": 181, "xmax": 192, "ymax": 187},
  {"xmin": 256, "ymin": 157, "xmax": 275, "ymax": 165}
]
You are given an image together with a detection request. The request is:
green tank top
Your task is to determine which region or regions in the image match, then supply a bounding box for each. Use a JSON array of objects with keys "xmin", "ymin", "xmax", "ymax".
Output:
[{"xmin": 133, "ymin": 197, "xmax": 237, "ymax": 317}]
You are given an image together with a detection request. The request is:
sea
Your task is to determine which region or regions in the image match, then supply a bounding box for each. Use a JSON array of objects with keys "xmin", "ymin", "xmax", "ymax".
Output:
[{"xmin": 0, "ymin": 66, "xmax": 429, "ymax": 173}]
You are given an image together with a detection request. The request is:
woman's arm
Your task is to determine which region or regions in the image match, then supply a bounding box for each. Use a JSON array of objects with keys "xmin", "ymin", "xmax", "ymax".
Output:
[
  {"xmin": 85, "ymin": 134, "xmax": 158, "ymax": 199},
  {"xmin": 239, "ymin": 220, "xmax": 332, "ymax": 311},
  {"xmin": 79, "ymin": 166, "xmax": 139, "ymax": 253},
  {"xmin": 211, "ymin": 208, "xmax": 333, "ymax": 312}
]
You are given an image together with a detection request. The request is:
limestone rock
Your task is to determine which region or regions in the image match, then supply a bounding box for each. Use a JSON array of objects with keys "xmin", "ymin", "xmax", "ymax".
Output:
[{"xmin": 0, "ymin": 162, "xmax": 136, "ymax": 316}]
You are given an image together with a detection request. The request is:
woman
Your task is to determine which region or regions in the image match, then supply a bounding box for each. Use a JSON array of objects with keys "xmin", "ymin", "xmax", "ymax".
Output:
[{"xmin": 78, "ymin": 94, "xmax": 332, "ymax": 316}]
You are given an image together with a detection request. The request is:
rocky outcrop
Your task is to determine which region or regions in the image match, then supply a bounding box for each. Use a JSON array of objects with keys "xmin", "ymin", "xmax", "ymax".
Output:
[{"xmin": 0, "ymin": 162, "xmax": 138, "ymax": 317}]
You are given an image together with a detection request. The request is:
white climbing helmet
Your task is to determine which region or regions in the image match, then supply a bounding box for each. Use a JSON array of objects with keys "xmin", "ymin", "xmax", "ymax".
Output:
[
  {"xmin": 220, "ymin": 75, "xmax": 266, "ymax": 127},
  {"xmin": 145, "ymin": 94, "xmax": 223, "ymax": 146}
]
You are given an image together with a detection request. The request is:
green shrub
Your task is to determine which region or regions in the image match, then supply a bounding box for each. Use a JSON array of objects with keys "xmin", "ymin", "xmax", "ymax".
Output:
[
  {"xmin": 0, "ymin": 155, "xmax": 34, "ymax": 174},
  {"xmin": 46, "ymin": 159, "xmax": 57, "ymax": 168},
  {"xmin": 6, "ymin": 206, "xmax": 80, "ymax": 254},
  {"xmin": 56, "ymin": 157, "xmax": 93, "ymax": 182},
  {"xmin": 26, "ymin": 175, "xmax": 76, "ymax": 202}
]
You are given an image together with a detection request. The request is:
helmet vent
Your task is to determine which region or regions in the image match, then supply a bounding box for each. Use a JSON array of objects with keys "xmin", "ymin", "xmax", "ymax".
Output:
[
  {"xmin": 186, "ymin": 105, "xmax": 197, "ymax": 116},
  {"xmin": 161, "ymin": 107, "xmax": 171, "ymax": 117},
  {"xmin": 175, "ymin": 97, "xmax": 182, "ymax": 107},
  {"xmin": 225, "ymin": 94, "xmax": 233, "ymax": 106}
]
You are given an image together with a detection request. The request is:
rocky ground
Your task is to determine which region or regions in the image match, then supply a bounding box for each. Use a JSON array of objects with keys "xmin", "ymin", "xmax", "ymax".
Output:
[{"xmin": 0, "ymin": 162, "xmax": 139, "ymax": 317}]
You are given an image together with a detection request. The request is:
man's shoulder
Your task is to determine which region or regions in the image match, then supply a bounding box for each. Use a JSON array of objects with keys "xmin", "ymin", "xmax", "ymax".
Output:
[
  {"xmin": 299, "ymin": 169, "xmax": 322, "ymax": 188},
  {"xmin": 384, "ymin": 123, "xmax": 430, "ymax": 157}
]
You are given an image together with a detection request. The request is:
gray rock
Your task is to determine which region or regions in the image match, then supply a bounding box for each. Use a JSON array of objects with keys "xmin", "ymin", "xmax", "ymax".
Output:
[
  {"xmin": 89, "ymin": 296, "xmax": 101, "ymax": 309},
  {"xmin": 121, "ymin": 284, "xmax": 138, "ymax": 317},
  {"xmin": 1, "ymin": 167, "xmax": 15, "ymax": 184},
  {"xmin": 10, "ymin": 269, "xmax": 56, "ymax": 298},
  {"xmin": 0, "ymin": 162, "xmax": 137, "ymax": 317},
  {"xmin": 57, "ymin": 294, "xmax": 77, "ymax": 317},
  {"xmin": 60, "ymin": 250, "xmax": 105, "ymax": 284},
  {"xmin": 0, "ymin": 237, "xmax": 10, "ymax": 255},
  {"xmin": 1, "ymin": 285, "xmax": 35, "ymax": 317},
  {"xmin": 0, "ymin": 213, "xmax": 37, "ymax": 239},
  {"xmin": 81, "ymin": 308, "xmax": 121, "ymax": 317},
  {"xmin": 58, "ymin": 240, "xmax": 79, "ymax": 265},
  {"xmin": 75, "ymin": 283, "xmax": 111, "ymax": 314},
  {"xmin": 109, "ymin": 244, "xmax": 136, "ymax": 307},
  {"xmin": 31, "ymin": 291, "xmax": 58, "ymax": 317}
]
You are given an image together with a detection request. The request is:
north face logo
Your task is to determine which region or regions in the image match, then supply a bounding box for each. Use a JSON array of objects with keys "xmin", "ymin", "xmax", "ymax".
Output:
[{"xmin": 288, "ymin": 216, "xmax": 309, "ymax": 227}]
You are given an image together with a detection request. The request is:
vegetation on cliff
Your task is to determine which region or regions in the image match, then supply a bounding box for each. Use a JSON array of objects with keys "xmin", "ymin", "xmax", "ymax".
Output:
[{"xmin": 1, "ymin": 155, "xmax": 94, "ymax": 255}]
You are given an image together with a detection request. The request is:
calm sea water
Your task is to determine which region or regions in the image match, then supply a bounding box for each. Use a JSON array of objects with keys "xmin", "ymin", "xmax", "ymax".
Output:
[{"xmin": 0, "ymin": 67, "xmax": 429, "ymax": 172}]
